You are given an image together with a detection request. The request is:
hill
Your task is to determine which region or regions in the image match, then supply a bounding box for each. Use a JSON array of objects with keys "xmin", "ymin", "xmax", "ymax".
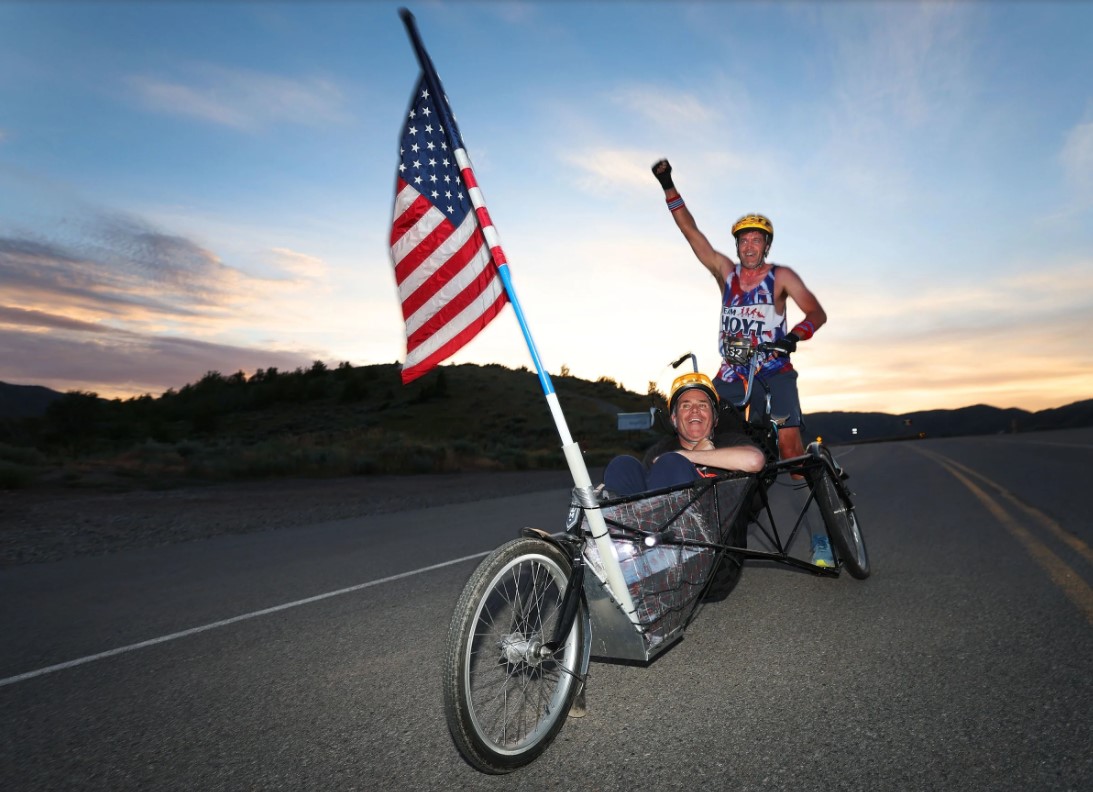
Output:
[
  {"xmin": 0, "ymin": 381, "xmax": 64, "ymax": 419},
  {"xmin": 1, "ymin": 362, "xmax": 1090, "ymax": 490},
  {"xmin": 809, "ymin": 400, "xmax": 1093, "ymax": 444},
  {"xmin": 0, "ymin": 362, "xmax": 657, "ymax": 489}
]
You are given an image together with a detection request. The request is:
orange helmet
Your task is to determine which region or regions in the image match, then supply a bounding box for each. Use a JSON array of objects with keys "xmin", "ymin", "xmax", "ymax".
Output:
[
  {"xmin": 731, "ymin": 213, "xmax": 774, "ymax": 244},
  {"xmin": 668, "ymin": 372, "xmax": 719, "ymax": 414}
]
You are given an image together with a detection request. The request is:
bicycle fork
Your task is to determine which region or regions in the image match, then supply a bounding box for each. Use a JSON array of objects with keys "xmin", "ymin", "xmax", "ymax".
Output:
[{"xmin": 520, "ymin": 527, "xmax": 587, "ymax": 658}]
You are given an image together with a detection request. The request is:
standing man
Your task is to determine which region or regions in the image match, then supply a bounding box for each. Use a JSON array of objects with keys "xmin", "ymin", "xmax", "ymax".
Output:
[
  {"xmin": 651, "ymin": 158, "xmax": 826, "ymax": 465},
  {"xmin": 653, "ymin": 159, "xmax": 834, "ymax": 566}
]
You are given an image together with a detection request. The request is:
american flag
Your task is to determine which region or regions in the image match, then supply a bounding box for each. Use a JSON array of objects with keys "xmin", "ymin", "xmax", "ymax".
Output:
[{"xmin": 390, "ymin": 75, "xmax": 509, "ymax": 384}]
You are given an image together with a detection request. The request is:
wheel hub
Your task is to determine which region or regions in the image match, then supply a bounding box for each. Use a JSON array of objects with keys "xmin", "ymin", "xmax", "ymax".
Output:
[{"xmin": 499, "ymin": 632, "xmax": 544, "ymax": 667}]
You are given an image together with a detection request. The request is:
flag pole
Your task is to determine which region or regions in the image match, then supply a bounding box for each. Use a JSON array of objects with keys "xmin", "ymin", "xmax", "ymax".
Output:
[{"xmin": 398, "ymin": 8, "xmax": 637, "ymax": 622}]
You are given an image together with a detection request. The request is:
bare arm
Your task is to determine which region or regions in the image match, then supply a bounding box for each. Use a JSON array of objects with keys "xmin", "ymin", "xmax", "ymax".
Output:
[
  {"xmin": 776, "ymin": 265, "xmax": 827, "ymax": 335},
  {"xmin": 653, "ymin": 159, "xmax": 734, "ymax": 292},
  {"xmin": 673, "ymin": 439, "xmax": 766, "ymax": 473}
]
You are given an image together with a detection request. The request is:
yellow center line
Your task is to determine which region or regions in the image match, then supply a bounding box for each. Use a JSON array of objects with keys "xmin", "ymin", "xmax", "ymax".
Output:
[
  {"xmin": 932, "ymin": 455, "xmax": 1093, "ymax": 567},
  {"xmin": 910, "ymin": 445, "xmax": 1093, "ymax": 625}
]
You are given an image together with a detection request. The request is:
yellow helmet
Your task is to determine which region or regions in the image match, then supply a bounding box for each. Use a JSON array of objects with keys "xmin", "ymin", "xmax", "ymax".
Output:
[
  {"xmin": 668, "ymin": 372, "xmax": 719, "ymax": 414},
  {"xmin": 731, "ymin": 213, "xmax": 774, "ymax": 243}
]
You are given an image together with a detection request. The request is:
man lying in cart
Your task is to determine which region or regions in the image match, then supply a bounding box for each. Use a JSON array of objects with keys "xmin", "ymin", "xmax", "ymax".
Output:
[{"xmin": 603, "ymin": 371, "xmax": 765, "ymax": 496}]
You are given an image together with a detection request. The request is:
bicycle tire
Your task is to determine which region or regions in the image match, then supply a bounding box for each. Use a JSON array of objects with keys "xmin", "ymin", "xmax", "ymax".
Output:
[
  {"xmin": 810, "ymin": 450, "xmax": 870, "ymax": 579},
  {"xmin": 443, "ymin": 537, "xmax": 587, "ymax": 773}
]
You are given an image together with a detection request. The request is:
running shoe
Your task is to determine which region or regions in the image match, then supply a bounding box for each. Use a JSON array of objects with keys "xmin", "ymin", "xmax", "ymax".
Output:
[{"xmin": 810, "ymin": 534, "xmax": 835, "ymax": 567}]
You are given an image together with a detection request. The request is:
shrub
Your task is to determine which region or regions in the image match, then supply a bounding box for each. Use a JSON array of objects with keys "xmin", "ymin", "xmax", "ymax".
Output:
[
  {"xmin": 0, "ymin": 460, "xmax": 37, "ymax": 489},
  {"xmin": 0, "ymin": 442, "xmax": 46, "ymax": 465}
]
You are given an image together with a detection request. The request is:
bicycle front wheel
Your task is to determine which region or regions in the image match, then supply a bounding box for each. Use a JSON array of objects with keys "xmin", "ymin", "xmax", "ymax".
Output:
[
  {"xmin": 443, "ymin": 537, "xmax": 587, "ymax": 774},
  {"xmin": 811, "ymin": 449, "xmax": 870, "ymax": 579}
]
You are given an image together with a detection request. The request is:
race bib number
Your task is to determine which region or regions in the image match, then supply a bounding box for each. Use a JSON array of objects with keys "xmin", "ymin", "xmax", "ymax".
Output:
[{"xmin": 721, "ymin": 303, "xmax": 779, "ymax": 344}]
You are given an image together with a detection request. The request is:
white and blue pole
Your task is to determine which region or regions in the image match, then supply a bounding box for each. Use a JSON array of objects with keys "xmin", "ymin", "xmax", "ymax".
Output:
[{"xmin": 400, "ymin": 9, "xmax": 637, "ymax": 622}]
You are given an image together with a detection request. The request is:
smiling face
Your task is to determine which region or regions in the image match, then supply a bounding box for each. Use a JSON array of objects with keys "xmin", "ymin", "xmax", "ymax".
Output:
[
  {"xmin": 671, "ymin": 388, "xmax": 716, "ymax": 444},
  {"xmin": 735, "ymin": 229, "xmax": 769, "ymax": 270}
]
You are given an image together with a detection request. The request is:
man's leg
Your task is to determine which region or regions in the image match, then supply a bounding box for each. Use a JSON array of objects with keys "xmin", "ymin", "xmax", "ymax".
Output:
[
  {"xmin": 778, "ymin": 426, "xmax": 805, "ymax": 460},
  {"xmin": 646, "ymin": 452, "xmax": 700, "ymax": 490},
  {"xmin": 765, "ymin": 371, "xmax": 830, "ymax": 563},
  {"xmin": 602, "ymin": 455, "xmax": 648, "ymax": 496},
  {"xmin": 765, "ymin": 370, "xmax": 805, "ymax": 460},
  {"xmin": 713, "ymin": 378, "xmax": 746, "ymax": 410}
]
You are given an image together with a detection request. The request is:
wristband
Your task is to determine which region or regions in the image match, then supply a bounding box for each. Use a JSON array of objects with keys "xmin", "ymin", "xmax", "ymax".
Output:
[
  {"xmin": 666, "ymin": 196, "xmax": 685, "ymax": 212},
  {"xmin": 790, "ymin": 321, "xmax": 815, "ymax": 341}
]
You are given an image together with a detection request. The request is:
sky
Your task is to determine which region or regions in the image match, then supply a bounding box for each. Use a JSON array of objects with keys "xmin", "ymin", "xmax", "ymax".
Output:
[{"xmin": 2, "ymin": 0, "xmax": 1092, "ymax": 416}]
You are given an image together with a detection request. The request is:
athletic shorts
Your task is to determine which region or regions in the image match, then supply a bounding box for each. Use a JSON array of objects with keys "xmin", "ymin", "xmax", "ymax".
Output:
[{"xmin": 714, "ymin": 368, "xmax": 803, "ymax": 429}]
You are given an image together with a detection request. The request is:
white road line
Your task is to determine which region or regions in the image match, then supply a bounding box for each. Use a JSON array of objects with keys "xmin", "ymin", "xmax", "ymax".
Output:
[{"xmin": 0, "ymin": 550, "xmax": 489, "ymax": 689}]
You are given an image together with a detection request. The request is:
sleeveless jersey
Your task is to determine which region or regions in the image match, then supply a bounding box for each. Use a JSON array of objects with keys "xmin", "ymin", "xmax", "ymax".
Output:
[{"xmin": 716, "ymin": 264, "xmax": 794, "ymax": 384}]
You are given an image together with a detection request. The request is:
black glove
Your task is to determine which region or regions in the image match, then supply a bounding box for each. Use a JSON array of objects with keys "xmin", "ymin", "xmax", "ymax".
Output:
[
  {"xmin": 652, "ymin": 159, "xmax": 674, "ymax": 190},
  {"xmin": 769, "ymin": 332, "xmax": 800, "ymax": 355}
]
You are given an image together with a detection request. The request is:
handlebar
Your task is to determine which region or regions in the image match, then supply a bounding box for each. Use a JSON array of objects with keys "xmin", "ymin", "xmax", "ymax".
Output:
[
  {"xmin": 722, "ymin": 340, "xmax": 783, "ymax": 409},
  {"xmin": 670, "ymin": 352, "xmax": 697, "ymax": 373},
  {"xmin": 669, "ymin": 342, "xmax": 784, "ymax": 410}
]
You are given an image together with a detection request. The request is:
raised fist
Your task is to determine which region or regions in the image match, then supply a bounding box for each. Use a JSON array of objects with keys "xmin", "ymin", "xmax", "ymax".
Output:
[{"xmin": 652, "ymin": 159, "xmax": 674, "ymax": 190}]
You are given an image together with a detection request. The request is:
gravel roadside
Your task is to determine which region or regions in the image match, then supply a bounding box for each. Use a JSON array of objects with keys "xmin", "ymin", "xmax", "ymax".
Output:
[{"xmin": 0, "ymin": 469, "xmax": 586, "ymax": 567}]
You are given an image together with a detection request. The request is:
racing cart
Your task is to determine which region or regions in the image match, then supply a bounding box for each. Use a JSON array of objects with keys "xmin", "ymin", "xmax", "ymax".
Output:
[{"xmin": 442, "ymin": 343, "xmax": 869, "ymax": 773}]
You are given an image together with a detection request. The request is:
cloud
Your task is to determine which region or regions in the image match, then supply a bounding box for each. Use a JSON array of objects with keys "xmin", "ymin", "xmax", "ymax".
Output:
[
  {"xmin": 808, "ymin": 3, "xmax": 976, "ymax": 202},
  {"xmin": 269, "ymin": 247, "xmax": 329, "ymax": 281},
  {"xmin": 0, "ymin": 324, "xmax": 320, "ymax": 398},
  {"xmin": 561, "ymin": 148, "xmax": 660, "ymax": 194},
  {"xmin": 800, "ymin": 255, "xmax": 1093, "ymax": 413},
  {"xmin": 822, "ymin": 257, "xmax": 1093, "ymax": 338},
  {"xmin": 0, "ymin": 207, "xmax": 340, "ymax": 397},
  {"xmin": 826, "ymin": 3, "xmax": 973, "ymax": 128},
  {"xmin": 560, "ymin": 144, "xmax": 751, "ymax": 198},
  {"xmin": 1061, "ymin": 118, "xmax": 1093, "ymax": 188},
  {"xmin": 0, "ymin": 218, "xmax": 253, "ymax": 327},
  {"xmin": 0, "ymin": 304, "xmax": 127, "ymax": 334},
  {"xmin": 614, "ymin": 87, "xmax": 719, "ymax": 130},
  {"xmin": 126, "ymin": 63, "xmax": 347, "ymax": 130},
  {"xmin": 488, "ymin": 1, "xmax": 539, "ymax": 26},
  {"xmin": 804, "ymin": 330, "xmax": 1091, "ymax": 415}
]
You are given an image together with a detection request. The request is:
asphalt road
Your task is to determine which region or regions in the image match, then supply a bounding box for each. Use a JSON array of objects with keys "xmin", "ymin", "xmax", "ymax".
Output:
[{"xmin": 3, "ymin": 429, "xmax": 1092, "ymax": 791}]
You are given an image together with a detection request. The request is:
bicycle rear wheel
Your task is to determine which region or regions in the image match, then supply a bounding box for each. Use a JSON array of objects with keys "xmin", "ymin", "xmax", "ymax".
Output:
[
  {"xmin": 810, "ymin": 449, "xmax": 870, "ymax": 579},
  {"xmin": 443, "ymin": 537, "xmax": 587, "ymax": 773}
]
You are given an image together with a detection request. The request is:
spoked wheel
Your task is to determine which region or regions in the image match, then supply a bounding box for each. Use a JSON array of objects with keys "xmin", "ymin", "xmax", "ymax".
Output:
[
  {"xmin": 809, "ymin": 447, "xmax": 870, "ymax": 579},
  {"xmin": 443, "ymin": 537, "xmax": 588, "ymax": 774}
]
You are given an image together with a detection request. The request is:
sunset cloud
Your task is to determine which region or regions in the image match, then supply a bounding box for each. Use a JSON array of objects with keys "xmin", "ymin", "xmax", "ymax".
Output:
[
  {"xmin": 3, "ymin": 2, "xmax": 1091, "ymax": 414},
  {"xmin": 0, "ymin": 324, "xmax": 319, "ymax": 398},
  {"xmin": 0, "ymin": 212, "xmax": 330, "ymax": 396},
  {"xmin": 269, "ymin": 247, "xmax": 329, "ymax": 281}
]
